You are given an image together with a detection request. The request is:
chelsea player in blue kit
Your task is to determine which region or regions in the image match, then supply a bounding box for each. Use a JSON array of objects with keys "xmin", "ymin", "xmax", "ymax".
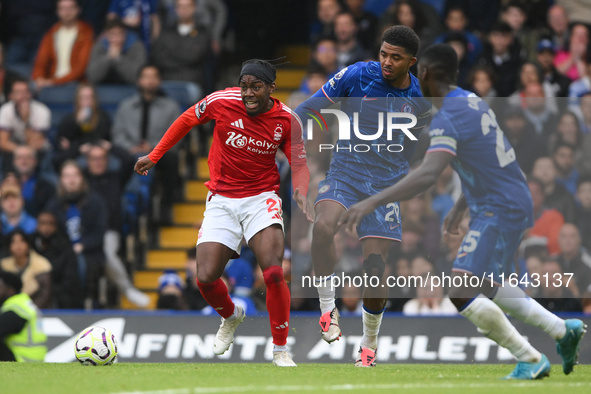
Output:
[
  {"xmin": 295, "ymin": 25, "xmax": 431, "ymax": 367},
  {"xmin": 340, "ymin": 44, "xmax": 586, "ymax": 379}
]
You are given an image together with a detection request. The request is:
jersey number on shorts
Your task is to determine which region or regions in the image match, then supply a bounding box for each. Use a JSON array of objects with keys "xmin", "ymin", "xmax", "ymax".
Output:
[
  {"xmin": 481, "ymin": 110, "xmax": 516, "ymax": 168},
  {"xmin": 266, "ymin": 198, "xmax": 283, "ymax": 221},
  {"xmin": 462, "ymin": 230, "xmax": 481, "ymax": 253},
  {"xmin": 384, "ymin": 202, "xmax": 400, "ymax": 223}
]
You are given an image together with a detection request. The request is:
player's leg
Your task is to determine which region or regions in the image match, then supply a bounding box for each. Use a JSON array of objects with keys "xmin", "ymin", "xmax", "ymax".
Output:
[
  {"xmin": 248, "ymin": 224, "xmax": 295, "ymax": 366},
  {"xmin": 489, "ymin": 228, "xmax": 586, "ymax": 374},
  {"xmin": 196, "ymin": 241, "xmax": 245, "ymax": 355},
  {"xmin": 354, "ymin": 238, "xmax": 391, "ymax": 367},
  {"xmin": 492, "ymin": 285, "xmax": 586, "ymax": 374},
  {"xmin": 312, "ymin": 200, "xmax": 346, "ymax": 342},
  {"xmin": 196, "ymin": 193, "xmax": 245, "ymax": 355},
  {"xmin": 449, "ymin": 220, "xmax": 549, "ymax": 379},
  {"xmin": 243, "ymin": 191, "xmax": 295, "ymax": 366}
]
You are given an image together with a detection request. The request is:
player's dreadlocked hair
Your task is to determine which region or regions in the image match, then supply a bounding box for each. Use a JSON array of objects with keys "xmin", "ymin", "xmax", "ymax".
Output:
[
  {"xmin": 420, "ymin": 44, "xmax": 458, "ymax": 84},
  {"xmin": 381, "ymin": 25, "xmax": 420, "ymax": 57}
]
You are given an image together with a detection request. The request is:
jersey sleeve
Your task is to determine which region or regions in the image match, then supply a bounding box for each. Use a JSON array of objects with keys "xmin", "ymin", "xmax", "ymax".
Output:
[
  {"xmin": 425, "ymin": 116, "xmax": 458, "ymax": 156},
  {"xmin": 281, "ymin": 109, "xmax": 310, "ymax": 197},
  {"xmin": 148, "ymin": 96, "xmax": 214, "ymax": 162}
]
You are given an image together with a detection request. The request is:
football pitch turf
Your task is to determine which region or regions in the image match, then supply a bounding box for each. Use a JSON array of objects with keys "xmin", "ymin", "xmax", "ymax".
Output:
[{"xmin": 2, "ymin": 363, "xmax": 591, "ymax": 394}]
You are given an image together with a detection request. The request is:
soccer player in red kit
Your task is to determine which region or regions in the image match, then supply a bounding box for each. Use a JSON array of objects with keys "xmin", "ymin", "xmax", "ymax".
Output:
[{"xmin": 135, "ymin": 59, "xmax": 310, "ymax": 367}]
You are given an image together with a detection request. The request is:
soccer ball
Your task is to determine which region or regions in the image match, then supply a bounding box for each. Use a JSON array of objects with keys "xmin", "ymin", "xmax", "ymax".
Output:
[{"xmin": 74, "ymin": 326, "xmax": 118, "ymax": 366}]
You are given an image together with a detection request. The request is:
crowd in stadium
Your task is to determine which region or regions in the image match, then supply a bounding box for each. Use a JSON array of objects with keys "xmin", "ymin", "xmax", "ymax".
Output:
[{"xmin": 0, "ymin": 0, "xmax": 590, "ymax": 314}]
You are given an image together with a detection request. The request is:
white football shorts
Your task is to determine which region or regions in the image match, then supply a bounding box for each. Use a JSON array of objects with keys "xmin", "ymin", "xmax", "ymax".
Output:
[{"xmin": 197, "ymin": 191, "xmax": 284, "ymax": 255}]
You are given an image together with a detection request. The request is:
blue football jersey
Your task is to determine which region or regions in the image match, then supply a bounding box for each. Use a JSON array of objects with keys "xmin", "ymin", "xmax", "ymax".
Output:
[
  {"xmin": 295, "ymin": 61, "xmax": 431, "ymax": 186},
  {"xmin": 427, "ymin": 88, "xmax": 533, "ymax": 229}
]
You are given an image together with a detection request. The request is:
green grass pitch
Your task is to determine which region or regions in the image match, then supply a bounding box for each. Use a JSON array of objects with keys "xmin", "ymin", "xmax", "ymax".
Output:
[{"xmin": 2, "ymin": 363, "xmax": 591, "ymax": 394}]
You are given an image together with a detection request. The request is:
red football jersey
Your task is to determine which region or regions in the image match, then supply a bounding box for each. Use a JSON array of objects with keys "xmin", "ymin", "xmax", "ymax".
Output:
[{"xmin": 149, "ymin": 87, "xmax": 309, "ymax": 198}]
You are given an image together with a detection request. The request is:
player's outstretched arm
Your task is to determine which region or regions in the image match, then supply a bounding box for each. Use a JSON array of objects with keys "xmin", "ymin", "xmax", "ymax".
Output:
[
  {"xmin": 338, "ymin": 151, "xmax": 454, "ymax": 233},
  {"xmin": 134, "ymin": 155, "xmax": 156, "ymax": 176}
]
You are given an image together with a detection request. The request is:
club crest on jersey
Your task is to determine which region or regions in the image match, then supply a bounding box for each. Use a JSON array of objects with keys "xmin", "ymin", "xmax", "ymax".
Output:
[
  {"xmin": 196, "ymin": 100, "xmax": 207, "ymax": 119},
  {"xmin": 401, "ymin": 102, "xmax": 414, "ymax": 114},
  {"xmin": 318, "ymin": 184, "xmax": 330, "ymax": 194},
  {"xmin": 274, "ymin": 125, "xmax": 283, "ymax": 141}
]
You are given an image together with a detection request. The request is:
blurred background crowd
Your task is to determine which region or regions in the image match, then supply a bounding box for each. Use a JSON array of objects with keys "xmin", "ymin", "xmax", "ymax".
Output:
[{"xmin": 0, "ymin": 0, "xmax": 590, "ymax": 315}]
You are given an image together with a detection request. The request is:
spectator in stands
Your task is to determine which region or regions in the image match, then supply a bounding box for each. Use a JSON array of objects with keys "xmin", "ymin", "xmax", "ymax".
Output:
[
  {"xmin": 500, "ymin": 1, "xmax": 537, "ymax": 60},
  {"xmin": 11, "ymin": 145, "xmax": 56, "ymax": 217},
  {"xmin": 157, "ymin": 269, "xmax": 188, "ymax": 310},
  {"xmin": 549, "ymin": 111, "xmax": 584, "ymax": 153},
  {"xmin": 466, "ymin": 65, "xmax": 496, "ymax": 105},
  {"xmin": 87, "ymin": 18, "xmax": 147, "ymax": 86},
  {"xmin": 532, "ymin": 156, "xmax": 577, "ymax": 223},
  {"xmin": 333, "ymin": 12, "xmax": 371, "ymax": 70},
  {"xmin": 568, "ymin": 54, "xmax": 591, "ymax": 107},
  {"xmin": 555, "ymin": 223, "xmax": 591, "ymax": 298},
  {"xmin": 296, "ymin": 68, "xmax": 329, "ymax": 98},
  {"xmin": 106, "ymin": 0, "xmax": 160, "ymax": 52},
  {"xmin": 536, "ymin": 39, "xmax": 571, "ymax": 100},
  {"xmin": 32, "ymin": 210, "xmax": 82, "ymax": 309},
  {"xmin": 554, "ymin": 23, "xmax": 589, "ymax": 81},
  {"xmin": 84, "ymin": 143, "xmax": 149, "ymax": 308},
  {"xmin": 379, "ymin": 0, "xmax": 441, "ymax": 54},
  {"xmin": 46, "ymin": 161, "xmax": 108, "ymax": 309},
  {"xmin": 544, "ymin": 4, "xmax": 570, "ymax": 52},
  {"xmin": 0, "ymin": 78, "xmax": 51, "ymax": 170},
  {"xmin": 309, "ymin": 36, "xmax": 339, "ymax": 80},
  {"xmin": 151, "ymin": 0, "xmax": 211, "ymax": 91},
  {"xmin": 552, "ymin": 142, "xmax": 579, "ymax": 195},
  {"xmin": 112, "ymin": 64, "xmax": 181, "ymax": 221},
  {"xmin": 53, "ymin": 83, "xmax": 112, "ymax": 170},
  {"xmin": 520, "ymin": 83, "xmax": 559, "ymax": 139},
  {"xmin": 479, "ymin": 21, "xmax": 524, "ymax": 97},
  {"xmin": 512, "ymin": 62, "xmax": 558, "ymax": 115},
  {"xmin": 0, "ymin": 229, "xmax": 52, "ymax": 309},
  {"xmin": 344, "ymin": 0, "xmax": 377, "ymax": 51},
  {"xmin": 575, "ymin": 176, "xmax": 591, "ymax": 251},
  {"xmin": 442, "ymin": 32, "xmax": 471, "ymax": 88},
  {"xmin": 501, "ymin": 106, "xmax": 545, "ymax": 175},
  {"xmin": 535, "ymin": 259, "xmax": 582, "ymax": 313},
  {"xmin": 527, "ymin": 177, "xmax": 565, "ymax": 256},
  {"xmin": 31, "ymin": 0, "xmax": 94, "ymax": 91},
  {"xmin": 309, "ymin": 0, "xmax": 341, "ymax": 43},
  {"xmin": 433, "ymin": 5, "xmax": 482, "ymax": 67},
  {"xmin": 0, "ymin": 43, "xmax": 24, "ymax": 106},
  {"xmin": 574, "ymin": 92, "xmax": 591, "ymax": 135},
  {"xmin": 0, "ymin": 186, "xmax": 37, "ymax": 236}
]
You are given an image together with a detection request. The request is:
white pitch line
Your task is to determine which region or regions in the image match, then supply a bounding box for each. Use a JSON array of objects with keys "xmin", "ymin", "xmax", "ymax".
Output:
[{"xmin": 114, "ymin": 381, "xmax": 591, "ymax": 394}]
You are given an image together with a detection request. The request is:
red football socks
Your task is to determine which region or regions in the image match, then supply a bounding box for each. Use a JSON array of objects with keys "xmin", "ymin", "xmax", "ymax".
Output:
[
  {"xmin": 196, "ymin": 278, "xmax": 235, "ymax": 319},
  {"xmin": 263, "ymin": 266, "xmax": 290, "ymax": 346}
]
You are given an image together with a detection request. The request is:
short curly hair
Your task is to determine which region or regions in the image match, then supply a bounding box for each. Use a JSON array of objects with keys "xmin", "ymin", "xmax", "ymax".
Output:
[{"xmin": 381, "ymin": 25, "xmax": 420, "ymax": 57}]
